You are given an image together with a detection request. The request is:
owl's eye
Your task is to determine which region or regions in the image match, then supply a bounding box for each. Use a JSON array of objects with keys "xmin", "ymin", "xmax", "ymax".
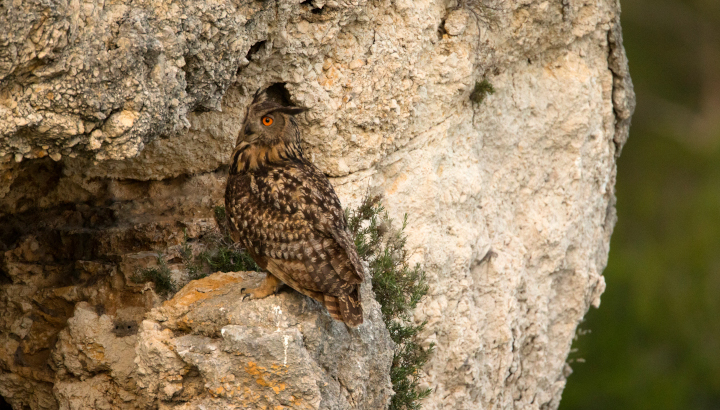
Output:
[{"xmin": 261, "ymin": 116, "xmax": 274, "ymax": 126}]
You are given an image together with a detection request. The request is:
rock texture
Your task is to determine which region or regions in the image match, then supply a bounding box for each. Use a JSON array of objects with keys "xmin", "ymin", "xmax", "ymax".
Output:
[{"xmin": 0, "ymin": 0, "xmax": 634, "ymax": 409}]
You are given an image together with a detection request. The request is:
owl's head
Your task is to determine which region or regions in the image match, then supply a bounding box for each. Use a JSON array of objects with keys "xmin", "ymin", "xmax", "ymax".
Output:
[{"xmin": 237, "ymin": 86, "xmax": 307, "ymax": 147}]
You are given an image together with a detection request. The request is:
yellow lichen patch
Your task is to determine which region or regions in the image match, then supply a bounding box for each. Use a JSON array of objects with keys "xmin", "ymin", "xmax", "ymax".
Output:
[
  {"xmin": 163, "ymin": 271, "xmax": 245, "ymax": 310},
  {"xmin": 269, "ymin": 363, "xmax": 290, "ymax": 373},
  {"xmin": 272, "ymin": 383, "xmax": 286, "ymax": 394},
  {"xmin": 289, "ymin": 395, "xmax": 310, "ymax": 409},
  {"xmin": 245, "ymin": 361, "xmax": 269, "ymax": 387},
  {"xmin": 244, "ymin": 362, "xmax": 287, "ymax": 395}
]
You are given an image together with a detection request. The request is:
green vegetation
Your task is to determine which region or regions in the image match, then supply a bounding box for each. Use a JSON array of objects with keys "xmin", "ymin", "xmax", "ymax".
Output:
[
  {"xmin": 195, "ymin": 240, "xmax": 259, "ymax": 275},
  {"xmin": 181, "ymin": 208, "xmax": 260, "ymax": 280},
  {"xmin": 132, "ymin": 254, "xmax": 177, "ymax": 296},
  {"xmin": 179, "ymin": 232, "xmax": 204, "ymax": 280},
  {"xmin": 469, "ymin": 79, "xmax": 495, "ymax": 104},
  {"xmin": 347, "ymin": 195, "xmax": 434, "ymax": 410},
  {"xmin": 135, "ymin": 208, "xmax": 260, "ymax": 296}
]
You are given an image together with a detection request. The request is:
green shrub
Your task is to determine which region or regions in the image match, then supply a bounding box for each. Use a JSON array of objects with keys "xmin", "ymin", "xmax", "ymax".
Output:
[
  {"xmin": 132, "ymin": 254, "xmax": 177, "ymax": 296},
  {"xmin": 181, "ymin": 209, "xmax": 260, "ymax": 280},
  {"xmin": 470, "ymin": 78, "xmax": 495, "ymax": 104},
  {"xmin": 347, "ymin": 195, "xmax": 434, "ymax": 410},
  {"xmin": 196, "ymin": 241, "xmax": 259, "ymax": 274}
]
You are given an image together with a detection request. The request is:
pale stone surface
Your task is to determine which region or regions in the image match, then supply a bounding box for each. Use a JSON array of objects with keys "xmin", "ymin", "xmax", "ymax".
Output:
[
  {"xmin": 0, "ymin": 0, "xmax": 634, "ymax": 409},
  {"xmin": 445, "ymin": 9, "xmax": 469, "ymax": 36}
]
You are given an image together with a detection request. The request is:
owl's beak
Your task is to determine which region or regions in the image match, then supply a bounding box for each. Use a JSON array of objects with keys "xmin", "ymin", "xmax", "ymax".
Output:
[{"xmin": 243, "ymin": 124, "xmax": 254, "ymax": 138}]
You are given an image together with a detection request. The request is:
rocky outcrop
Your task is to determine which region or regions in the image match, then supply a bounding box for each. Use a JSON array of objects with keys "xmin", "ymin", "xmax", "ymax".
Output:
[
  {"xmin": 48, "ymin": 272, "xmax": 392, "ymax": 409},
  {"xmin": 0, "ymin": 0, "xmax": 634, "ymax": 409}
]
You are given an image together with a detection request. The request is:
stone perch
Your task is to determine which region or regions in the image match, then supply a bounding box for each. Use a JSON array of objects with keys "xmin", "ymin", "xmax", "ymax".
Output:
[{"xmin": 48, "ymin": 271, "xmax": 393, "ymax": 409}]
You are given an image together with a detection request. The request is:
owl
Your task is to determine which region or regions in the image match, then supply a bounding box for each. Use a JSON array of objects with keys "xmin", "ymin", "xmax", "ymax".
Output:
[{"xmin": 224, "ymin": 86, "xmax": 364, "ymax": 327}]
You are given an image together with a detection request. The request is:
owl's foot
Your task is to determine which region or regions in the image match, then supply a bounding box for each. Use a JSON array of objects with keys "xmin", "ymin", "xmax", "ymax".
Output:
[{"xmin": 241, "ymin": 273, "xmax": 283, "ymax": 301}]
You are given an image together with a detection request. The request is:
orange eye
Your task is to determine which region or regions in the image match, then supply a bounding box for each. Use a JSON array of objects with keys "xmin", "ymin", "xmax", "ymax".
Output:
[{"xmin": 262, "ymin": 116, "xmax": 273, "ymax": 126}]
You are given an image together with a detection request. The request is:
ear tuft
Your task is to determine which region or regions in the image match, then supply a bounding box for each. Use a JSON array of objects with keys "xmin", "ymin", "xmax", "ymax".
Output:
[{"xmin": 252, "ymin": 87, "xmax": 266, "ymax": 103}]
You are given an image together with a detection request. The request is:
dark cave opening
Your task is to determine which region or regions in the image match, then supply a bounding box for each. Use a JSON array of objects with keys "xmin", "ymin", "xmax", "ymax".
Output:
[{"xmin": 0, "ymin": 395, "xmax": 13, "ymax": 410}]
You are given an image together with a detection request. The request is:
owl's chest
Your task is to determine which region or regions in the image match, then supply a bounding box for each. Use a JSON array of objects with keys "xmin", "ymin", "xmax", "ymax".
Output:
[
  {"xmin": 228, "ymin": 166, "xmax": 300, "ymax": 204},
  {"xmin": 225, "ymin": 166, "xmax": 307, "ymax": 231}
]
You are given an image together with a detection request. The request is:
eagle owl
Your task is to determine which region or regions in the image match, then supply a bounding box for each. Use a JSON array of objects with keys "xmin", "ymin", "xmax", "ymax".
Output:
[{"xmin": 224, "ymin": 87, "xmax": 364, "ymax": 327}]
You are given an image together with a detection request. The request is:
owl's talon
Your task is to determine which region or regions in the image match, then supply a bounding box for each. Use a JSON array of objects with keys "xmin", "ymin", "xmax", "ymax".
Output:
[
  {"xmin": 239, "ymin": 274, "xmax": 282, "ymax": 301},
  {"xmin": 240, "ymin": 287, "xmax": 252, "ymax": 301}
]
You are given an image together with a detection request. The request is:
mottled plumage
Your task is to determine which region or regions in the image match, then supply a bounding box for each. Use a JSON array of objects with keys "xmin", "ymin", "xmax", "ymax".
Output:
[{"xmin": 224, "ymin": 87, "xmax": 364, "ymax": 327}]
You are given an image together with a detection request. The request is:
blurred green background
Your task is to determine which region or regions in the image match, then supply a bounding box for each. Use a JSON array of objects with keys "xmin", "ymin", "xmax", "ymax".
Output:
[{"xmin": 561, "ymin": 0, "xmax": 720, "ymax": 409}]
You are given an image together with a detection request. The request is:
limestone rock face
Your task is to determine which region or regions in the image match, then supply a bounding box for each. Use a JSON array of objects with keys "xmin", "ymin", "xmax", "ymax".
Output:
[{"xmin": 0, "ymin": 0, "xmax": 634, "ymax": 409}]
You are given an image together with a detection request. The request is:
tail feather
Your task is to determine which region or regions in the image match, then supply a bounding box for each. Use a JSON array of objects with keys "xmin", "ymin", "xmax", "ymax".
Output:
[
  {"xmin": 323, "ymin": 295, "xmax": 344, "ymax": 322},
  {"xmin": 339, "ymin": 287, "xmax": 364, "ymax": 327},
  {"xmin": 324, "ymin": 288, "xmax": 363, "ymax": 327}
]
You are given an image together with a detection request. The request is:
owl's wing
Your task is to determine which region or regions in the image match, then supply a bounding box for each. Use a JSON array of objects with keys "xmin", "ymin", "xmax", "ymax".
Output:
[
  {"xmin": 245, "ymin": 161, "xmax": 363, "ymax": 295},
  {"xmin": 297, "ymin": 163, "xmax": 364, "ymax": 284}
]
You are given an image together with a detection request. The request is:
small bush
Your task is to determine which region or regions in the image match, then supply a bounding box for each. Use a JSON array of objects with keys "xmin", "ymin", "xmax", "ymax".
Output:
[
  {"xmin": 180, "ymin": 230, "xmax": 207, "ymax": 280},
  {"xmin": 470, "ymin": 78, "xmax": 495, "ymax": 104},
  {"xmin": 132, "ymin": 254, "xmax": 177, "ymax": 296},
  {"xmin": 197, "ymin": 241, "xmax": 259, "ymax": 273},
  {"xmin": 213, "ymin": 206, "xmax": 229, "ymax": 234},
  {"xmin": 347, "ymin": 195, "xmax": 434, "ymax": 410},
  {"xmin": 181, "ymin": 209, "xmax": 260, "ymax": 280}
]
